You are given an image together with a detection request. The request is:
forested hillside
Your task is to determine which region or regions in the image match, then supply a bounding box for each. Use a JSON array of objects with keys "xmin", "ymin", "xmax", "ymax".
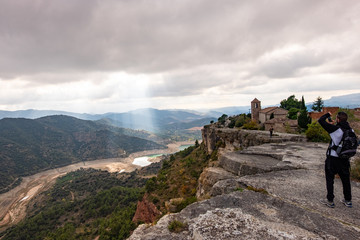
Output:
[
  {"xmin": 144, "ymin": 142, "xmax": 213, "ymax": 213},
  {"xmin": 0, "ymin": 167, "xmax": 158, "ymax": 240},
  {"xmin": 0, "ymin": 115, "xmax": 165, "ymax": 192}
]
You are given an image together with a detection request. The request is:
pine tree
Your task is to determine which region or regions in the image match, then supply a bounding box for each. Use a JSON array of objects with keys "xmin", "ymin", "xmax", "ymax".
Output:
[
  {"xmin": 301, "ymin": 96, "xmax": 306, "ymax": 110},
  {"xmin": 311, "ymin": 96, "xmax": 324, "ymax": 112},
  {"xmin": 298, "ymin": 109, "xmax": 311, "ymax": 129}
]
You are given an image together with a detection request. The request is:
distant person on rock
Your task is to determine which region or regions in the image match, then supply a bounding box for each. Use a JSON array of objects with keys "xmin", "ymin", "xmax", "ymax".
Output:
[
  {"xmin": 318, "ymin": 112, "xmax": 352, "ymax": 208},
  {"xmin": 269, "ymin": 127, "xmax": 274, "ymax": 138}
]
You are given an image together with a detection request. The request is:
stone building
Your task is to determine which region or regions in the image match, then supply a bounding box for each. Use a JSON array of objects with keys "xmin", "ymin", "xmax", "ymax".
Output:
[
  {"xmin": 251, "ymin": 98, "xmax": 288, "ymax": 124},
  {"xmin": 264, "ymin": 118, "xmax": 298, "ymax": 133},
  {"xmin": 250, "ymin": 98, "xmax": 297, "ymax": 133},
  {"xmin": 251, "ymin": 98, "xmax": 261, "ymax": 122},
  {"xmin": 259, "ymin": 107, "xmax": 288, "ymax": 123}
]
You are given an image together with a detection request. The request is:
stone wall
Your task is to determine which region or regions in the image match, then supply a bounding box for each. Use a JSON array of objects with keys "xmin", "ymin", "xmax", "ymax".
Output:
[
  {"xmin": 201, "ymin": 125, "xmax": 306, "ymax": 154},
  {"xmin": 309, "ymin": 107, "xmax": 340, "ymax": 120}
]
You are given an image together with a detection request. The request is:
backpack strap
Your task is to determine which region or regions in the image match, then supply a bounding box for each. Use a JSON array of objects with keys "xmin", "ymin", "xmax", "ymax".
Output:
[
  {"xmin": 327, "ymin": 139, "xmax": 334, "ymax": 156},
  {"xmin": 329, "ymin": 127, "xmax": 345, "ymax": 156}
]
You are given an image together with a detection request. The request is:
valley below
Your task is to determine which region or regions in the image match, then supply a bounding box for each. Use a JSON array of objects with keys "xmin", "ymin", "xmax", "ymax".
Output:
[{"xmin": 0, "ymin": 141, "xmax": 193, "ymax": 232}]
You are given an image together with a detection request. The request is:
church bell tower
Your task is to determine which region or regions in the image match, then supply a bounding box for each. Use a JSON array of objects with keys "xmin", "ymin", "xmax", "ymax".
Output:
[{"xmin": 251, "ymin": 98, "xmax": 261, "ymax": 122}]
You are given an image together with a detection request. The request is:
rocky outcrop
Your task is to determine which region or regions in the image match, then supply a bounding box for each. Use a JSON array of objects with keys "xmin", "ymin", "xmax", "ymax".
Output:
[
  {"xmin": 129, "ymin": 188, "xmax": 360, "ymax": 240},
  {"xmin": 196, "ymin": 167, "xmax": 236, "ymax": 199},
  {"xmin": 132, "ymin": 194, "xmax": 161, "ymax": 224},
  {"xmin": 219, "ymin": 151, "xmax": 297, "ymax": 176},
  {"xmin": 201, "ymin": 125, "xmax": 306, "ymax": 154},
  {"xmin": 128, "ymin": 142, "xmax": 360, "ymax": 239}
]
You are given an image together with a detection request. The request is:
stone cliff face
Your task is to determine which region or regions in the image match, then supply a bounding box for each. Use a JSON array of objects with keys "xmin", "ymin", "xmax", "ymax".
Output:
[
  {"xmin": 201, "ymin": 125, "xmax": 306, "ymax": 154},
  {"xmin": 128, "ymin": 128, "xmax": 360, "ymax": 240}
]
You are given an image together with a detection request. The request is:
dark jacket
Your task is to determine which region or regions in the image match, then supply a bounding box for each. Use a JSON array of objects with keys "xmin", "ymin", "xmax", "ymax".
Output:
[{"xmin": 318, "ymin": 113, "xmax": 352, "ymax": 158}]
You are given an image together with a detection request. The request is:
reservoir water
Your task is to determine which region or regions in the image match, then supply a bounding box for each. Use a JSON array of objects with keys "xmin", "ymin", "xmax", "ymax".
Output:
[
  {"xmin": 132, "ymin": 144, "xmax": 194, "ymax": 167},
  {"xmin": 132, "ymin": 154, "xmax": 163, "ymax": 167}
]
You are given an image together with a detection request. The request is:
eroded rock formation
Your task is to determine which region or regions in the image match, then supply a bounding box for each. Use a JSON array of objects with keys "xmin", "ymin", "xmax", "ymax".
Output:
[{"xmin": 132, "ymin": 194, "xmax": 161, "ymax": 224}]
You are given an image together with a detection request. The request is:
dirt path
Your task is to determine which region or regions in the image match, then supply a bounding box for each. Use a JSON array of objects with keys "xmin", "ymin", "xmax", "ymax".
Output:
[{"xmin": 0, "ymin": 141, "xmax": 193, "ymax": 232}]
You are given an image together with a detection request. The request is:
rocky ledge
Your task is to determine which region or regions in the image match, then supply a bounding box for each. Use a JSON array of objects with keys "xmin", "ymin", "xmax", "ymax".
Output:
[
  {"xmin": 201, "ymin": 126, "xmax": 306, "ymax": 154},
  {"xmin": 128, "ymin": 141, "xmax": 360, "ymax": 240}
]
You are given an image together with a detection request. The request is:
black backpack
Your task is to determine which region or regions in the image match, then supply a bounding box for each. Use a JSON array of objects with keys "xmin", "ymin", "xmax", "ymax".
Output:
[{"xmin": 332, "ymin": 128, "xmax": 359, "ymax": 159}]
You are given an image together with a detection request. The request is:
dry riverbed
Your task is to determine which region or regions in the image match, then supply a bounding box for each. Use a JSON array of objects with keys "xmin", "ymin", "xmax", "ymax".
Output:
[{"xmin": 0, "ymin": 141, "xmax": 193, "ymax": 232}]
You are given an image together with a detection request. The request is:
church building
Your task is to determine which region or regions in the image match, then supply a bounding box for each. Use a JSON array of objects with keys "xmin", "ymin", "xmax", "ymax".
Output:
[{"xmin": 251, "ymin": 98, "xmax": 288, "ymax": 123}]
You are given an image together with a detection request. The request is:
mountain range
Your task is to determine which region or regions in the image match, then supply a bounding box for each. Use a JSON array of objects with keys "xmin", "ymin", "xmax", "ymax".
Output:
[
  {"xmin": 322, "ymin": 93, "xmax": 360, "ymax": 108},
  {"xmin": 0, "ymin": 108, "xmax": 217, "ymax": 133}
]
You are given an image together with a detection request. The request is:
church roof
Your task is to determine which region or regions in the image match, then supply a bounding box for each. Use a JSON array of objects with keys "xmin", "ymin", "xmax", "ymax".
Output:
[
  {"xmin": 273, "ymin": 108, "xmax": 288, "ymax": 114},
  {"xmin": 251, "ymin": 98, "xmax": 260, "ymax": 103},
  {"xmin": 259, "ymin": 106, "xmax": 278, "ymax": 113},
  {"xmin": 259, "ymin": 107, "xmax": 288, "ymax": 114}
]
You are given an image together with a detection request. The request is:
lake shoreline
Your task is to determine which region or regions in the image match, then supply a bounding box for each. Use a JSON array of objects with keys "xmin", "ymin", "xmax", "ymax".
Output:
[{"xmin": 0, "ymin": 140, "xmax": 194, "ymax": 232}]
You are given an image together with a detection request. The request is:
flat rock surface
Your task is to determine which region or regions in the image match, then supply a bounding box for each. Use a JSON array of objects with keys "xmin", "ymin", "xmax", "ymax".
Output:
[{"xmin": 128, "ymin": 142, "xmax": 360, "ymax": 239}]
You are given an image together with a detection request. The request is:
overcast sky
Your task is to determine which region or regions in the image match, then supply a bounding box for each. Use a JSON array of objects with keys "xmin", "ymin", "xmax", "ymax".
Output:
[{"xmin": 0, "ymin": 0, "xmax": 359, "ymax": 113}]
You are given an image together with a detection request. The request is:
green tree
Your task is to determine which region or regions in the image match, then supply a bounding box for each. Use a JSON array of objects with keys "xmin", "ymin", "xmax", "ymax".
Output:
[
  {"xmin": 311, "ymin": 96, "xmax": 324, "ymax": 112},
  {"xmin": 235, "ymin": 114, "xmax": 249, "ymax": 127},
  {"xmin": 228, "ymin": 117, "xmax": 236, "ymax": 128},
  {"xmin": 280, "ymin": 95, "xmax": 302, "ymax": 110},
  {"xmin": 287, "ymin": 108, "xmax": 300, "ymax": 120},
  {"xmin": 298, "ymin": 109, "xmax": 311, "ymax": 129},
  {"xmin": 301, "ymin": 96, "xmax": 306, "ymax": 110},
  {"xmin": 218, "ymin": 114, "xmax": 228, "ymax": 124},
  {"xmin": 243, "ymin": 120, "xmax": 259, "ymax": 130},
  {"xmin": 305, "ymin": 122, "xmax": 330, "ymax": 142}
]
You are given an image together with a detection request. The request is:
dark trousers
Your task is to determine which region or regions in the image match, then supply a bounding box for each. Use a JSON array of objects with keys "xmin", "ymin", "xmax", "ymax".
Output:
[{"xmin": 325, "ymin": 156, "xmax": 352, "ymax": 201}]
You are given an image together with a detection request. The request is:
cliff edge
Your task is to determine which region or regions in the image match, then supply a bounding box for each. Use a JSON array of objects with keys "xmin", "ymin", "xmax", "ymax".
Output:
[{"xmin": 128, "ymin": 128, "xmax": 360, "ymax": 239}]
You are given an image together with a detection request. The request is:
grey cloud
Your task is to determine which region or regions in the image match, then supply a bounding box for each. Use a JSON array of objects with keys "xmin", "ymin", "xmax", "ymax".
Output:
[
  {"xmin": 1, "ymin": 0, "xmax": 359, "ymax": 80},
  {"xmin": 0, "ymin": 0, "xmax": 359, "ymax": 107},
  {"xmin": 253, "ymin": 48, "xmax": 325, "ymax": 78}
]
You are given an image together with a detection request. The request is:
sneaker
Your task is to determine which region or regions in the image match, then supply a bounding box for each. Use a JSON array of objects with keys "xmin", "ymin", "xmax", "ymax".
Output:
[
  {"xmin": 320, "ymin": 198, "xmax": 335, "ymax": 208},
  {"xmin": 341, "ymin": 199, "xmax": 352, "ymax": 208}
]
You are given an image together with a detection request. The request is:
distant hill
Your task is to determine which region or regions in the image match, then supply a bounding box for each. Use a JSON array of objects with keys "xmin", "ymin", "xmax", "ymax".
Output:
[
  {"xmin": 0, "ymin": 115, "xmax": 165, "ymax": 192},
  {"xmin": 95, "ymin": 118, "xmax": 161, "ymax": 142},
  {"xmin": 323, "ymin": 93, "xmax": 360, "ymax": 108},
  {"xmin": 98, "ymin": 108, "xmax": 207, "ymax": 132},
  {"xmin": 197, "ymin": 106, "xmax": 250, "ymax": 117},
  {"xmin": 0, "ymin": 108, "xmax": 216, "ymax": 134},
  {"xmin": 0, "ymin": 109, "xmax": 100, "ymax": 121}
]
